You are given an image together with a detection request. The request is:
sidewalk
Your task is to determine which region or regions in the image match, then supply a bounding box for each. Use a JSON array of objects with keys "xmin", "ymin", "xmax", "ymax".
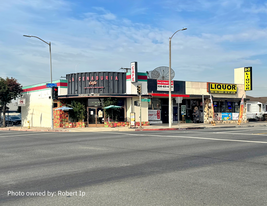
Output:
[{"xmin": 1, "ymin": 121, "xmax": 267, "ymax": 132}]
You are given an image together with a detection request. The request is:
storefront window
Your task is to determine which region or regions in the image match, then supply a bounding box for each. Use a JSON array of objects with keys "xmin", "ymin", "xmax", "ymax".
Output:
[
  {"xmin": 149, "ymin": 98, "xmax": 161, "ymax": 110},
  {"xmin": 235, "ymin": 102, "xmax": 240, "ymax": 113},
  {"xmin": 213, "ymin": 101, "xmax": 239, "ymax": 113},
  {"xmin": 214, "ymin": 101, "xmax": 219, "ymax": 112},
  {"xmin": 88, "ymin": 98, "xmax": 103, "ymax": 107}
]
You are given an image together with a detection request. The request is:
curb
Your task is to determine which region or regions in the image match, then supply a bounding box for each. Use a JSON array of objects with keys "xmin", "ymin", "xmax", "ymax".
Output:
[
  {"xmin": 135, "ymin": 124, "xmax": 267, "ymax": 131},
  {"xmin": 135, "ymin": 127, "xmax": 205, "ymax": 131},
  {"xmin": 1, "ymin": 124, "xmax": 267, "ymax": 133}
]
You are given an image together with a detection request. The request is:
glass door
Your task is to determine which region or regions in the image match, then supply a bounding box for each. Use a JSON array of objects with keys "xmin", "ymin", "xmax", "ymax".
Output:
[
  {"xmin": 87, "ymin": 107, "xmax": 105, "ymax": 127},
  {"xmin": 97, "ymin": 108, "xmax": 104, "ymax": 125}
]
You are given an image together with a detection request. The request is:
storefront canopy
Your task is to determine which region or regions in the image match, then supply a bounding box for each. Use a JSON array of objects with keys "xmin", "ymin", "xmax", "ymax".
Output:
[
  {"xmin": 104, "ymin": 105, "xmax": 122, "ymax": 109},
  {"xmin": 55, "ymin": 106, "xmax": 73, "ymax": 111}
]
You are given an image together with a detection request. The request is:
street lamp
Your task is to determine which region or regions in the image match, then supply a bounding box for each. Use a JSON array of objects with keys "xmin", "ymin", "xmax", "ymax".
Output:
[
  {"xmin": 23, "ymin": 35, "xmax": 54, "ymax": 129},
  {"xmin": 169, "ymin": 28, "xmax": 187, "ymax": 128}
]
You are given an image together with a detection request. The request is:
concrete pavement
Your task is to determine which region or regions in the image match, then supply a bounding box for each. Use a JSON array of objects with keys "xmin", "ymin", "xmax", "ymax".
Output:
[{"xmin": 0, "ymin": 121, "xmax": 267, "ymax": 132}]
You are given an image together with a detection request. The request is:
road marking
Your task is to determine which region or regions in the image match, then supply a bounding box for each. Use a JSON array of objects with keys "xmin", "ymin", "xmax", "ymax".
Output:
[
  {"xmin": 213, "ymin": 132, "xmax": 261, "ymax": 136},
  {"xmin": 0, "ymin": 132, "xmax": 53, "ymax": 138},
  {"xmin": 116, "ymin": 132, "xmax": 267, "ymax": 144},
  {"xmin": 255, "ymin": 132, "xmax": 267, "ymax": 135}
]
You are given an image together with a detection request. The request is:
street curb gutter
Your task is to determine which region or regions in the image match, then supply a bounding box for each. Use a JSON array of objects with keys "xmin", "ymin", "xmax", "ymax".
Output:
[{"xmin": 135, "ymin": 124, "xmax": 267, "ymax": 131}]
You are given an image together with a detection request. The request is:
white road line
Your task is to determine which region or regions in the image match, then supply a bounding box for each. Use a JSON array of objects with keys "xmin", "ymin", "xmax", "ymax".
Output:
[
  {"xmin": 212, "ymin": 132, "xmax": 263, "ymax": 136},
  {"xmin": 0, "ymin": 132, "xmax": 53, "ymax": 138},
  {"xmin": 115, "ymin": 132, "xmax": 267, "ymax": 144}
]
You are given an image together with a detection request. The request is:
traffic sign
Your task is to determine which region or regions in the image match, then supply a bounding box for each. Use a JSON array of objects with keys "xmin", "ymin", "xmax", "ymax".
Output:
[
  {"xmin": 141, "ymin": 98, "xmax": 151, "ymax": 102},
  {"xmin": 46, "ymin": 83, "xmax": 57, "ymax": 88}
]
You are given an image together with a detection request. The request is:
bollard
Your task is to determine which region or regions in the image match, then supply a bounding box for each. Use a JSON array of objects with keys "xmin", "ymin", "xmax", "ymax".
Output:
[{"xmin": 27, "ymin": 121, "xmax": 30, "ymax": 129}]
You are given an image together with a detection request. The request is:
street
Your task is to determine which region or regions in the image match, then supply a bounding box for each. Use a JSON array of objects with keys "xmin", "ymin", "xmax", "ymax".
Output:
[{"xmin": 0, "ymin": 127, "xmax": 267, "ymax": 206}]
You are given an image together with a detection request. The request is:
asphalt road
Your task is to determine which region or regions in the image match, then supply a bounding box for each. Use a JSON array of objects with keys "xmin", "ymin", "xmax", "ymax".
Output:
[{"xmin": 0, "ymin": 127, "xmax": 267, "ymax": 206}]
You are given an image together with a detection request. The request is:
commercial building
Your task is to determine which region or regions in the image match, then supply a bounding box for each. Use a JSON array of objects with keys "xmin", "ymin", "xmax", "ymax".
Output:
[{"xmin": 20, "ymin": 65, "xmax": 249, "ymax": 128}]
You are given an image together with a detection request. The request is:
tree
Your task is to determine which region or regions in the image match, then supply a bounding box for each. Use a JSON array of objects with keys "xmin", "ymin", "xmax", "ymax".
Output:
[
  {"xmin": 103, "ymin": 97, "xmax": 120, "ymax": 121},
  {"xmin": 0, "ymin": 77, "xmax": 23, "ymax": 127},
  {"xmin": 68, "ymin": 100, "xmax": 86, "ymax": 122}
]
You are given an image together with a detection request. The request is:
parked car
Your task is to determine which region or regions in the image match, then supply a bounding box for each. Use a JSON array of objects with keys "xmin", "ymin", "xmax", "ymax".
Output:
[
  {"xmin": 0, "ymin": 117, "xmax": 13, "ymax": 126},
  {"xmin": 6, "ymin": 116, "xmax": 21, "ymax": 125}
]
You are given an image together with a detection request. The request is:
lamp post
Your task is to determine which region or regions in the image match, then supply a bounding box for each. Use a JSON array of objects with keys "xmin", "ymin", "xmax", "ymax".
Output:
[
  {"xmin": 169, "ymin": 28, "xmax": 187, "ymax": 128},
  {"xmin": 23, "ymin": 35, "xmax": 54, "ymax": 129}
]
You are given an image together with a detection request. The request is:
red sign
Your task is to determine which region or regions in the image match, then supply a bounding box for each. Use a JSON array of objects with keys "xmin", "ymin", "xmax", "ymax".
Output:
[{"xmin": 157, "ymin": 80, "xmax": 174, "ymax": 91}]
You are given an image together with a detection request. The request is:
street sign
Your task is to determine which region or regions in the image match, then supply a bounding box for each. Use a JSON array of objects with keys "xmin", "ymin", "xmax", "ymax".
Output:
[
  {"xmin": 141, "ymin": 98, "xmax": 151, "ymax": 102},
  {"xmin": 46, "ymin": 83, "xmax": 57, "ymax": 88},
  {"xmin": 175, "ymin": 97, "xmax": 183, "ymax": 104}
]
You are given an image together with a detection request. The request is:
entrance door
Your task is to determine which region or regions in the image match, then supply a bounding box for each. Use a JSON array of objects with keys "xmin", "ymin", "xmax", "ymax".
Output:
[
  {"xmin": 87, "ymin": 107, "xmax": 104, "ymax": 127},
  {"xmin": 161, "ymin": 106, "xmax": 168, "ymax": 123}
]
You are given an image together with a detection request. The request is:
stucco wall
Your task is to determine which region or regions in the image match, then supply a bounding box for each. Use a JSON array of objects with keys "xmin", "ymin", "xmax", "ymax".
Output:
[
  {"xmin": 21, "ymin": 90, "xmax": 52, "ymax": 128},
  {"xmin": 126, "ymin": 97, "xmax": 148, "ymax": 123},
  {"xmin": 21, "ymin": 80, "xmax": 68, "ymax": 128}
]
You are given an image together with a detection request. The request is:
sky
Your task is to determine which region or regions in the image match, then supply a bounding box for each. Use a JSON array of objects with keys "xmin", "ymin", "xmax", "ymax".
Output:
[{"xmin": 0, "ymin": 0, "xmax": 267, "ymax": 97}]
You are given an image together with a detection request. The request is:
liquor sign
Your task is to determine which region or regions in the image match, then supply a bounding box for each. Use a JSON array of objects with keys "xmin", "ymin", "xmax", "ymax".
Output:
[
  {"xmin": 157, "ymin": 80, "xmax": 174, "ymax": 91},
  {"xmin": 209, "ymin": 83, "xmax": 237, "ymax": 94},
  {"xmin": 131, "ymin": 62, "xmax": 137, "ymax": 83},
  {"xmin": 244, "ymin": 67, "xmax": 252, "ymax": 91},
  {"xmin": 18, "ymin": 98, "xmax": 26, "ymax": 106}
]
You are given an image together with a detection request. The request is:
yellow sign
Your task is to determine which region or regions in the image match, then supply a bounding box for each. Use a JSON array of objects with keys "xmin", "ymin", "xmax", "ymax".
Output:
[
  {"xmin": 244, "ymin": 67, "xmax": 252, "ymax": 91},
  {"xmin": 209, "ymin": 83, "xmax": 237, "ymax": 94}
]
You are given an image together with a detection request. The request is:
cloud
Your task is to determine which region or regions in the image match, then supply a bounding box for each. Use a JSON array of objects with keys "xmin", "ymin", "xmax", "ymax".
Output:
[
  {"xmin": 244, "ymin": 2, "xmax": 267, "ymax": 14},
  {"xmin": 0, "ymin": 0, "xmax": 267, "ymax": 97}
]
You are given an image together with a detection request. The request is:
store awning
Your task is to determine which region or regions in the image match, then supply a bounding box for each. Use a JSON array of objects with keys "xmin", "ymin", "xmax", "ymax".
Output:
[{"xmin": 104, "ymin": 105, "xmax": 122, "ymax": 109}]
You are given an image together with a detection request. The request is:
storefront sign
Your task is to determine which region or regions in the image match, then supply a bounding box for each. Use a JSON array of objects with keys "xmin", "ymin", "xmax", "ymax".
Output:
[
  {"xmin": 181, "ymin": 105, "xmax": 186, "ymax": 115},
  {"xmin": 222, "ymin": 113, "xmax": 232, "ymax": 121},
  {"xmin": 66, "ymin": 72, "xmax": 126, "ymax": 95},
  {"xmin": 131, "ymin": 62, "xmax": 137, "ymax": 83},
  {"xmin": 244, "ymin": 67, "xmax": 252, "ymax": 91},
  {"xmin": 214, "ymin": 113, "xmax": 222, "ymax": 121},
  {"xmin": 89, "ymin": 81, "xmax": 97, "ymax": 85},
  {"xmin": 232, "ymin": 113, "xmax": 239, "ymax": 120},
  {"xmin": 209, "ymin": 83, "xmax": 237, "ymax": 94},
  {"xmin": 157, "ymin": 80, "xmax": 174, "ymax": 91},
  {"xmin": 148, "ymin": 110, "xmax": 161, "ymax": 121}
]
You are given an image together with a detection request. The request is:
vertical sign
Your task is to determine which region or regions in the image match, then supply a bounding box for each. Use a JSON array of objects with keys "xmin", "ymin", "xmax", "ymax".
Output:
[
  {"xmin": 238, "ymin": 95, "xmax": 244, "ymax": 124},
  {"xmin": 131, "ymin": 62, "xmax": 137, "ymax": 83},
  {"xmin": 244, "ymin": 67, "xmax": 252, "ymax": 91}
]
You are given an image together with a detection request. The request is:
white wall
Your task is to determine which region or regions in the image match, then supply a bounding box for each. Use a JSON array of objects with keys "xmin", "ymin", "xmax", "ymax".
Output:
[
  {"xmin": 234, "ymin": 67, "xmax": 245, "ymax": 84},
  {"xmin": 126, "ymin": 97, "xmax": 148, "ymax": 123},
  {"xmin": 21, "ymin": 89, "xmax": 52, "ymax": 128}
]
